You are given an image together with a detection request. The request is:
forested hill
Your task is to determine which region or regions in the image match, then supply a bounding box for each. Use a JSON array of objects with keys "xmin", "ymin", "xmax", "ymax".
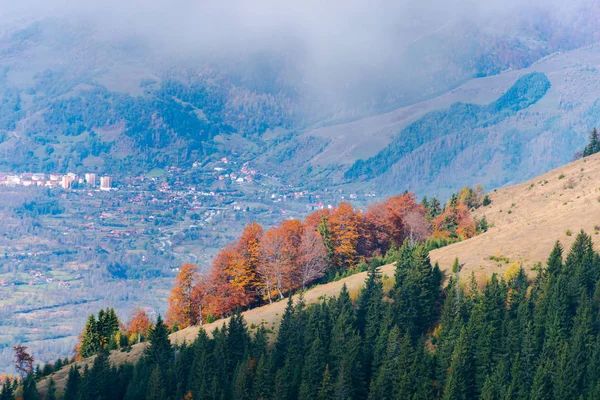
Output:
[
  {"xmin": 2, "ymin": 14, "xmax": 600, "ymax": 197},
  {"xmin": 26, "ymin": 231, "xmax": 600, "ymax": 399}
]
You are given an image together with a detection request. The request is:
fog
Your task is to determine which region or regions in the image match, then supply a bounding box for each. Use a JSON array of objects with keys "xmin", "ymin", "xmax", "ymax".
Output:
[{"xmin": 0, "ymin": 0, "xmax": 597, "ymax": 113}]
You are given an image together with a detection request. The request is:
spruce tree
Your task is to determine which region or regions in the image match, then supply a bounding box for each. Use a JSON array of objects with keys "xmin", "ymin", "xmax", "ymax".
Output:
[
  {"xmin": 442, "ymin": 328, "xmax": 475, "ymax": 400},
  {"xmin": 318, "ymin": 365, "xmax": 335, "ymax": 400},
  {"xmin": 146, "ymin": 315, "xmax": 172, "ymax": 369},
  {"xmin": 21, "ymin": 374, "xmax": 39, "ymax": 400},
  {"xmin": 46, "ymin": 378, "xmax": 57, "ymax": 400},
  {"xmin": 146, "ymin": 366, "xmax": 167, "ymax": 400},
  {"xmin": 583, "ymin": 128, "xmax": 600, "ymax": 157},
  {"xmin": 318, "ymin": 217, "xmax": 335, "ymax": 271},
  {"xmin": 0, "ymin": 379, "xmax": 15, "ymax": 400},
  {"xmin": 252, "ymin": 354, "xmax": 273, "ymax": 400},
  {"xmin": 298, "ymin": 337, "xmax": 326, "ymax": 400},
  {"xmin": 79, "ymin": 314, "xmax": 100, "ymax": 358}
]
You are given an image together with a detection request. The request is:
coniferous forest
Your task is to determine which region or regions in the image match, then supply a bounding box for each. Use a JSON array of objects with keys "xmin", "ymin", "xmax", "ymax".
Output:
[{"xmin": 6, "ymin": 231, "xmax": 600, "ymax": 399}]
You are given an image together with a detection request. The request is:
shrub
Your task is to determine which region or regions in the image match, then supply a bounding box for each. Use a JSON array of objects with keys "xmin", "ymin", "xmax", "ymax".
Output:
[{"xmin": 482, "ymin": 195, "xmax": 491, "ymax": 206}]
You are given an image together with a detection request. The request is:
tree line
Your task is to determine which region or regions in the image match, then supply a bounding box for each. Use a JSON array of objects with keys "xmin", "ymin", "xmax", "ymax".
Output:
[{"xmin": 166, "ymin": 190, "xmax": 485, "ymax": 328}]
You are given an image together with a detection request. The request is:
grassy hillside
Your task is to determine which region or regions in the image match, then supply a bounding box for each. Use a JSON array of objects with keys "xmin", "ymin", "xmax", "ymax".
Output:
[
  {"xmin": 430, "ymin": 151, "xmax": 600, "ymax": 277},
  {"xmin": 37, "ymin": 263, "xmax": 397, "ymax": 396}
]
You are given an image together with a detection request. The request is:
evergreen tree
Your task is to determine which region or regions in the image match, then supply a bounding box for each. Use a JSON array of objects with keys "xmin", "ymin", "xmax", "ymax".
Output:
[
  {"xmin": 252, "ymin": 354, "xmax": 273, "ymax": 400},
  {"xmin": 583, "ymin": 128, "xmax": 600, "ymax": 157},
  {"xmin": 0, "ymin": 379, "xmax": 15, "ymax": 400},
  {"xmin": 318, "ymin": 216, "xmax": 335, "ymax": 271},
  {"xmin": 318, "ymin": 365, "xmax": 335, "ymax": 400},
  {"xmin": 21, "ymin": 374, "xmax": 39, "ymax": 400},
  {"xmin": 443, "ymin": 328, "xmax": 475, "ymax": 400},
  {"xmin": 46, "ymin": 378, "xmax": 57, "ymax": 400},
  {"xmin": 79, "ymin": 314, "xmax": 100, "ymax": 358},
  {"xmin": 298, "ymin": 337, "xmax": 326, "ymax": 400},
  {"xmin": 146, "ymin": 315, "xmax": 172, "ymax": 369},
  {"xmin": 146, "ymin": 366, "xmax": 167, "ymax": 400}
]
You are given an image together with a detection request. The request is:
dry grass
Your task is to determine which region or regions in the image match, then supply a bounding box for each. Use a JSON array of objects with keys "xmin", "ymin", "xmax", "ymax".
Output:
[
  {"xmin": 431, "ymin": 152, "xmax": 600, "ymax": 278},
  {"xmin": 38, "ymin": 263, "xmax": 396, "ymax": 396}
]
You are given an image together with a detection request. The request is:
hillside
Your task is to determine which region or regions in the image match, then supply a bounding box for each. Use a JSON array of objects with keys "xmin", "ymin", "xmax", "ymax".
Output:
[
  {"xmin": 430, "ymin": 151, "xmax": 600, "ymax": 276},
  {"xmin": 298, "ymin": 44, "xmax": 600, "ymax": 197},
  {"xmin": 36, "ymin": 263, "xmax": 397, "ymax": 396}
]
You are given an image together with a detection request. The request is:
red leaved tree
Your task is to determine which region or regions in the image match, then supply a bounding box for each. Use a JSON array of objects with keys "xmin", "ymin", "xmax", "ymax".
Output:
[{"xmin": 13, "ymin": 345, "xmax": 34, "ymax": 379}]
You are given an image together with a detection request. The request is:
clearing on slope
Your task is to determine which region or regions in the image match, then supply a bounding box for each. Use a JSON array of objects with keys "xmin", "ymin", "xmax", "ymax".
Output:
[{"xmin": 430, "ymin": 151, "xmax": 600, "ymax": 277}]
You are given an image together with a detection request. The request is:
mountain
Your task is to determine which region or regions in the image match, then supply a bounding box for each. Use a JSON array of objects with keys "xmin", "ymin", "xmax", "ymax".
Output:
[
  {"xmin": 34, "ymin": 151, "xmax": 600, "ymax": 396},
  {"xmin": 1, "ymin": 7, "xmax": 600, "ymax": 194},
  {"xmin": 295, "ymin": 45, "xmax": 600, "ymax": 197}
]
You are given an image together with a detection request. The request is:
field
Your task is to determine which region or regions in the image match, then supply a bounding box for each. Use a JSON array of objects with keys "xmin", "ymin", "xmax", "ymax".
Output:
[{"xmin": 431, "ymin": 151, "xmax": 600, "ymax": 277}]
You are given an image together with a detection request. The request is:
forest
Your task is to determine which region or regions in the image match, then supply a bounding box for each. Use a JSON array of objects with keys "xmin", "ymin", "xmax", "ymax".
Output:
[
  {"xmin": 344, "ymin": 72, "xmax": 551, "ymax": 182},
  {"xmin": 5, "ymin": 230, "xmax": 600, "ymax": 399},
  {"xmin": 163, "ymin": 188, "xmax": 483, "ymax": 328}
]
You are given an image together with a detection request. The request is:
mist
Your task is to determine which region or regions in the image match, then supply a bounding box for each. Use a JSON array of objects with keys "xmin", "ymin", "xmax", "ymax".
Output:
[{"xmin": 1, "ymin": 0, "xmax": 597, "ymax": 115}]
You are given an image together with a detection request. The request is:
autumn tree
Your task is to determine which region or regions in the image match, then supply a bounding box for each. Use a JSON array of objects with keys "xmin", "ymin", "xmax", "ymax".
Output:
[
  {"xmin": 13, "ymin": 345, "xmax": 34, "ymax": 380},
  {"xmin": 431, "ymin": 203, "xmax": 476, "ymax": 240},
  {"xmin": 364, "ymin": 193, "xmax": 428, "ymax": 253},
  {"xmin": 329, "ymin": 202, "xmax": 361, "ymax": 270},
  {"xmin": 229, "ymin": 222, "xmax": 263, "ymax": 306},
  {"xmin": 298, "ymin": 229, "xmax": 328, "ymax": 288},
  {"xmin": 127, "ymin": 308, "xmax": 152, "ymax": 341},
  {"xmin": 204, "ymin": 244, "xmax": 245, "ymax": 318},
  {"xmin": 258, "ymin": 226, "xmax": 288, "ymax": 303},
  {"xmin": 167, "ymin": 264, "xmax": 201, "ymax": 328}
]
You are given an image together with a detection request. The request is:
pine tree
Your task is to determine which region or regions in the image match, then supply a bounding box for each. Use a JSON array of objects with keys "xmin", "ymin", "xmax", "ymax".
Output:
[
  {"xmin": 87, "ymin": 348, "xmax": 110, "ymax": 400},
  {"xmin": 583, "ymin": 128, "xmax": 600, "ymax": 157},
  {"xmin": 232, "ymin": 360, "xmax": 253, "ymax": 400},
  {"xmin": 79, "ymin": 314, "xmax": 100, "ymax": 358},
  {"xmin": 63, "ymin": 365, "xmax": 81, "ymax": 400},
  {"xmin": 0, "ymin": 379, "xmax": 15, "ymax": 400},
  {"xmin": 21, "ymin": 374, "xmax": 39, "ymax": 400},
  {"xmin": 318, "ymin": 216, "xmax": 335, "ymax": 271},
  {"xmin": 442, "ymin": 328, "xmax": 474, "ymax": 400},
  {"xmin": 252, "ymin": 354, "xmax": 273, "ymax": 400},
  {"xmin": 146, "ymin": 366, "xmax": 167, "ymax": 400},
  {"xmin": 146, "ymin": 315, "xmax": 172, "ymax": 369},
  {"xmin": 428, "ymin": 197, "xmax": 442, "ymax": 219},
  {"xmin": 318, "ymin": 365, "xmax": 335, "ymax": 400},
  {"xmin": 530, "ymin": 359, "xmax": 552, "ymax": 400},
  {"xmin": 298, "ymin": 337, "xmax": 326, "ymax": 400},
  {"xmin": 46, "ymin": 378, "xmax": 57, "ymax": 400}
]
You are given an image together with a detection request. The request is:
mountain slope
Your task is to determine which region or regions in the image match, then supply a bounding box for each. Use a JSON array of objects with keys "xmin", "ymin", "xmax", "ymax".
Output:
[
  {"xmin": 430, "ymin": 151, "xmax": 600, "ymax": 276},
  {"xmin": 297, "ymin": 44, "xmax": 600, "ymax": 197}
]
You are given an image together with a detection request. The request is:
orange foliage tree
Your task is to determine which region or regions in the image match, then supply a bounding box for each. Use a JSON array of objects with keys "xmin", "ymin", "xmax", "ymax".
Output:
[
  {"xmin": 431, "ymin": 203, "xmax": 477, "ymax": 240},
  {"xmin": 228, "ymin": 222, "xmax": 263, "ymax": 307},
  {"xmin": 364, "ymin": 193, "xmax": 429, "ymax": 253},
  {"xmin": 203, "ymin": 244, "xmax": 245, "ymax": 318},
  {"xmin": 127, "ymin": 308, "xmax": 152, "ymax": 338},
  {"xmin": 328, "ymin": 202, "xmax": 361, "ymax": 270},
  {"xmin": 166, "ymin": 264, "xmax": 202, "ymax": 328}
]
